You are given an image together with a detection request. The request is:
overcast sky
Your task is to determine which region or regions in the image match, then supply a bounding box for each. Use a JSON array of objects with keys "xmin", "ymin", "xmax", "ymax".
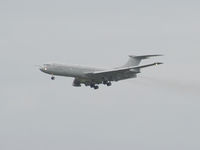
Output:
[{"xmin": 0, "ymin": 0, "xmax": 200, "ymax": 150}]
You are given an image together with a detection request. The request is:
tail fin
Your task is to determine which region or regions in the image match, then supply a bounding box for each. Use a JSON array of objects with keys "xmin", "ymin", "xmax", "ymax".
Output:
[{"xmin": 122, "ymin": 55, "xmax": 163, "ymax": 67}]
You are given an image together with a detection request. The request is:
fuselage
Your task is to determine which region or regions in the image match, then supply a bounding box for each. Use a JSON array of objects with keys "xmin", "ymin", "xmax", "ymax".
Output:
[
  {"xmin": 39, "ymin": 55, "xmax": 163, "ymax": 89},
  {"xmin": 40, "ymin": 63, "xmax": 103, "ymax": 78}
]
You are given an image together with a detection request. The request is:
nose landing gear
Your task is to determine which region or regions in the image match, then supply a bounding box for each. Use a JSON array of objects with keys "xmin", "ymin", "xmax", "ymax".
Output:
[{"xmin": 51, "ymin": 76, "xmax": 55, "ymax": 80}]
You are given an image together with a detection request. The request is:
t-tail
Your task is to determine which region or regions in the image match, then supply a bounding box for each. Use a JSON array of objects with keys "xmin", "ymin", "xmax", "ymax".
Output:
[{"xmin": 122, "ymin": 55, "xmax": 163, "ymax": 67}]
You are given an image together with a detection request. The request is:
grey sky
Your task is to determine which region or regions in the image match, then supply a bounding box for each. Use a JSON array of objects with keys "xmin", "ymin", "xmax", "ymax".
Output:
[{"xmin": 0, "ymin": 0, "xmax": 200, "ymax": 150}]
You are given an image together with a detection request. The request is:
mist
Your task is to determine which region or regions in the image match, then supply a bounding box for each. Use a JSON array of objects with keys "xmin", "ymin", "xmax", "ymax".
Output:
[
  {"xmin": 139, "ymin": 76, "xmax": 200, "ymax": 96},
  {"xmin": 1, "ymin": 0, "xmax": 200, "ymax": 149}
]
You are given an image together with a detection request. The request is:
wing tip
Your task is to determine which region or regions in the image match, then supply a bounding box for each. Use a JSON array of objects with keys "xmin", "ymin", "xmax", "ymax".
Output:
[{"xmin": 155, "ymin": 62, "xmax": 164, "ymax": 65}]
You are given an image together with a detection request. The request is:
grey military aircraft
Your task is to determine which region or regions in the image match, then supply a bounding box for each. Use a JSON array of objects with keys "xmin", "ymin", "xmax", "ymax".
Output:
[{"xmin": 39, "ymin": 55, "xmax": 163, "ymax": 89}]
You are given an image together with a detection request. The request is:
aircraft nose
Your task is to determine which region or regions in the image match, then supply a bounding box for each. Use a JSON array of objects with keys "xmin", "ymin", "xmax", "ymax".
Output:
[
  {"xmin": 39, "ymin": 67, "xmax": 43, "ymax": 71},
  {"xmin": 39, "ymin": 65, "xmax": 47, "ymax": 72}
]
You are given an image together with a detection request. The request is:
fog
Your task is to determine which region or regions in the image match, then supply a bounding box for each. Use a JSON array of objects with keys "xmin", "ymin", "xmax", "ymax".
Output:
[{"xmin": 0, "ymin": 0, "xmax": 200, "ymax": 150}]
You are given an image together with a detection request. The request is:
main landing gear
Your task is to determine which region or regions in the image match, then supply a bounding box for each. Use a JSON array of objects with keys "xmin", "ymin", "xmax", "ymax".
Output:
[
  {"xmin": 90, "ymin": 81, "xmax": 112, "ymax": 90},
  {"xmin": 90, "ymin": 84, "xmax": 99, "ymax": 90},
  {"xmin": 103, "ymin": 81, "xmax": 112, "ymax": 86}
]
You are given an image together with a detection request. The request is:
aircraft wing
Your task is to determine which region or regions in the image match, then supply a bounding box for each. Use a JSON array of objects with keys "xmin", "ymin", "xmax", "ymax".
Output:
[{"xmin": 86, "ymin": 62, "xmax": 163, "ymax": 81}]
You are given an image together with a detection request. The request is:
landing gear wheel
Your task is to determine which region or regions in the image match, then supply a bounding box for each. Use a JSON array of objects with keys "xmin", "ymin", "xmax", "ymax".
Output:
[
  {"xmin": 90, "ymin": 84, "xmax": 95, "ymax": 88},
  {"xmin": 90, "ymin": 84, "xmax": 99, "ymax": 89},
  {"xmin": 107, "ymin": 82, "xmax": 112, "ymax": 86},
  {"xmin": 94, "ymin": 86, "xmax": 99, "ymax": 90},
  {"xmin": 51, "ymin": 76, "xmax": 55, "ymax": 80}
]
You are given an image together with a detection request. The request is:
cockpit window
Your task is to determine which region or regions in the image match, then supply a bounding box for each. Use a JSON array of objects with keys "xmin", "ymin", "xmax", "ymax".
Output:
[{"xmin": 44, "ymin": 64, "xmax": 50, "ymax": 66}]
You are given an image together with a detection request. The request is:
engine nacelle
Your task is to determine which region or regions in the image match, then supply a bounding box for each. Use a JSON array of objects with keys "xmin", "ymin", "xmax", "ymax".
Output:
[{"xmin": 72, "ymin": 79, "xmax": 81, "ymax": 87}]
